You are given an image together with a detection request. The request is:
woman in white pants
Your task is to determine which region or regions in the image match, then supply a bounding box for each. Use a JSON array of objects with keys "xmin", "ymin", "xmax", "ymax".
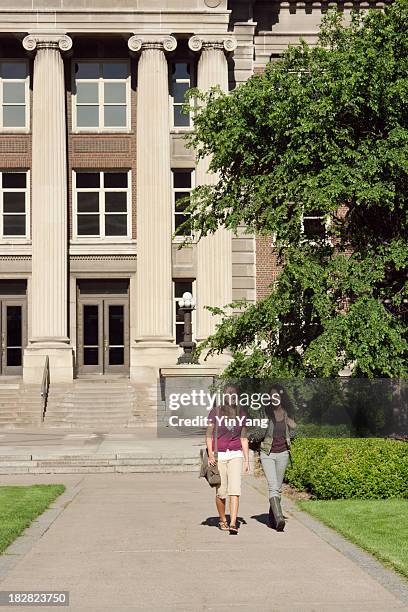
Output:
[{"xmin": 259, "ymin": 384, "xmax": 296, "ymax": 531}]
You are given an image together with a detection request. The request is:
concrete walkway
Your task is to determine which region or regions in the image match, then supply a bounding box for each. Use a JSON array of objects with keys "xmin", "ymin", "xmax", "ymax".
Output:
[{"xmin": 0, "ymin": 473, "xmax": 406, "ymax": 611}]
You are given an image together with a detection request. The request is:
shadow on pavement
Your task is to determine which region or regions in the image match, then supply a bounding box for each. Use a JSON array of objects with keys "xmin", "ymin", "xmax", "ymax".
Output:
[{"xmin": 201, "ymin": 516, "xmax": 248, "ymax": 528}]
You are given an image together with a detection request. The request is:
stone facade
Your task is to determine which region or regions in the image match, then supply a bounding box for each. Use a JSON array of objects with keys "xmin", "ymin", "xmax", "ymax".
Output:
[{"xmin": 0, "ymin": 0, "xmax": 376, "ymax": 383}]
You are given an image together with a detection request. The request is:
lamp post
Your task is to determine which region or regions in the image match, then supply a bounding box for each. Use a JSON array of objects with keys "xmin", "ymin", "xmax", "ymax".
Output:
[{"xmin": 177, "ymin": 292, "xmax": 198, "ymax": 364}]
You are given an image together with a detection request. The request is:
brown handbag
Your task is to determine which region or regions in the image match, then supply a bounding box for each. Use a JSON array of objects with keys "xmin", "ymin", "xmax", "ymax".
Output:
[{"xmin": 199, "ymin": 411, "xmax": 221, "ymax": 487}]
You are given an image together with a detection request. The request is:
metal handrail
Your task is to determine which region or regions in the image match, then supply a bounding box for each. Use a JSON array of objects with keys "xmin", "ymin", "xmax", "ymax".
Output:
[{"xmin": 40, "ymin": 355, "xmax": 50, "ymax": 422}]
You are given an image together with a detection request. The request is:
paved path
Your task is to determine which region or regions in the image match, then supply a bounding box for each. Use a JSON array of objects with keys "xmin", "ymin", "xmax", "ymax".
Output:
[{"xmin": 0, "ymin": 473, "xmax": 406, "ymax": 612}]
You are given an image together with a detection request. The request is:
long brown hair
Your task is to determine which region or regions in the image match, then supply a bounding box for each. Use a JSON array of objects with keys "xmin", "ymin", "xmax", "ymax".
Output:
[{"xmin": 267, "ymin": 383, "xmax": 294, "ymax": 419}]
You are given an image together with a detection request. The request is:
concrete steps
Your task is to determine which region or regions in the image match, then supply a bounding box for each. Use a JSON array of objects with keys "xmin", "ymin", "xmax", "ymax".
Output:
[
  {"xmin": 44, "ymin": 379, "xmax": 159, "ymax": 428},
  {"xmin": 0, "ymin": 453, "xmax": 200, "ymax": 474},
  {"xmin": 0, "ymin": 383, "xmax": 43, "ymax": 428}
]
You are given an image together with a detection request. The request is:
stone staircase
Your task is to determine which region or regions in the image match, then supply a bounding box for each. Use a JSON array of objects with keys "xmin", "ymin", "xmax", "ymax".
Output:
[
  {"xmin": 0, "ymin": 382, "xmax": 43, "ymax": 428},
  {"xmin": 44, "ymin": 378, "xmax": 161, "ymax": 429}
]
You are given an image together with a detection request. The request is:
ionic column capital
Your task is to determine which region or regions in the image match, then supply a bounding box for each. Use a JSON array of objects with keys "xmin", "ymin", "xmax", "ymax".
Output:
[
  {"xmin": 23, "ymin": 34, "xmax": 73, "ymax": 54},
  {"xmin": 188, "ymin": 35, "xmax": 237, "ymax": 54},
  {"xmin": 128, "ymin": 35, "xmax": 177, "ymax": 54}
]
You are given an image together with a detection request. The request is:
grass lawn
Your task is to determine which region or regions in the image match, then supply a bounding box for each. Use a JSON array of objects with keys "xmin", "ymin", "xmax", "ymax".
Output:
[
  {"xmin": 0, "ymin": 485, "xmax": 65, "ymax": 554},
  {"xmin": 297, "ymin": 498, "xmax": 408, "ymax": 578}
]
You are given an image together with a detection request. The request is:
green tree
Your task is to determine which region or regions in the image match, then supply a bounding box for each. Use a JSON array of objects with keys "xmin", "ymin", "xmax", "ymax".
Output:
[{"xmin": 182, "ymin": 1, "xmax": 408, "ymax": 378}]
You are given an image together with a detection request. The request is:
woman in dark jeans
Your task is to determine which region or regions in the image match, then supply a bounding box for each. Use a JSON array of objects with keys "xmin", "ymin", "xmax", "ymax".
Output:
[{"xmin": 260, "ymin": 383, "xmax": 296, "ymax": 531}]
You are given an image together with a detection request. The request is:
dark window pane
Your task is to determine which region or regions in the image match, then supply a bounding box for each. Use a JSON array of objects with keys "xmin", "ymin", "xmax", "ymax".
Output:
[
  {"xmin": 176, "ymin": 310, "xmax": 185, "ymax": 323},
  {"xmin": 172, "ymin": 63, "xmax": 190, "ymax": 79},
  {"xmin": 173, "ymin": 106, "xmax": 190, "ymax": 127},
  {"xmin": 83, "ymin": 305, "xmax": 99, "ymax": 346},
  {"xmin": 75, "ymin": 62, "xmax": 100, "ymax": 79},
  {"xmin": 174, "ymin": 281, "xmax": 192, "ymax": 298},
  {"xmin": 303, "ymin": 218, "xmax": 326, "ymax": 239},
  {"xmin": 7, "ymin": 305, "xmax": 21, "ymax": 347},
  {"xmin": 175, "ymin": 214, "xmax": 191, "ymax": 235},
  {"xmin": 103, "ymin": 62, "xmax": 128, "ymax": 79},
  {"xmin": 3, "ymin": 215, "xmax": 25, "ymax": 236},
  {"xmin": 173, "ymin": 172, "xmax": 191, "ymax": 188},
  {"xmin": 105, "ymin": 192, "xmax": 127, "ymax": 212},
  {"xmin": 2, "ymin": 62, "xmax": 28, "ymax": 79},
  {"xmin": 77, "ymin": 214, "xmax": 99, "ymax": 235},
  {"xmin": 104, "ymin": 173, "xmax": 127, "ymax": 188},
  {"xmin": 109, "ymin": 305, "xmax": 124, "ymax": 345},
  {"xmin": 76, "ymin": 172, "xmax": 100, "ymax": 188},
  {"xmin": 7, "ymin": 348, "xmax": 21, "ymax": 367},
  {"xmin": 175, "ymin": 192, "xmax": 189, "ymax": 211},
  {"xmin": 3, "ymin": 192, "xmax": 25, "ymax": 212},
  {"xmin": 77, "ymin": 192, "xmax": 99, "ymax": 213},
  {"xmin": 109, "ymin": 347, "xmax": 124, "ymax": 365},
  {"xmin": 173, "ymin": 82, "xmax": 190, "ymax": 104},
  {"xmin": 84, "ymin": 347, "xmax": 99, "ymax": 365},
  {"xmin": 2, "ymin": 173, "xmax": 26, "ymax": 189},
  {"xmin": 176, "ymin": 324, "xmax": 184, "ymax": 345},
  {"xmin": 105, "ymin": 214, "xmax": 127, "ymax": 236}
]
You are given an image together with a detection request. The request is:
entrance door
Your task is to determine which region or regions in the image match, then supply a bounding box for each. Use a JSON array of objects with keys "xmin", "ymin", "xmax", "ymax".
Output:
[
  {"xmin": 78, "ymin": 296, "xmax": 129, "ymax": 375},
  {"xmin": 0, "ymin": 299, "xmax": 26, "ymax": 375}
]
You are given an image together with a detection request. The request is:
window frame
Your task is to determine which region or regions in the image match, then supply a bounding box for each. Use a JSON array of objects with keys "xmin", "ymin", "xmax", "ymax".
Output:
[
  {"xmin": 172, "ymin": 279, "xmax": 196, "ymax": 345},
  {"xmin": 301, "ymin": 209, "xmax": 331, "ymax": 245},
  {"xmin": 72, "ymin": 59, "xmax": 131, "ymax": 133},
  {"xmin": 169, "ymin": 61, "xmax": 194, "ymax": 131},
  {"xmin": 0, "ymin": 169, "xmax": 30, "ymax": 241},
  {"xmin": 171, "ymin": 168, "xmax": 194, "ymax": 242},
  {"xmin": 73, "ymin": 169, "xmax": 132, "ymax": 241},
  {"xmin": 0, "ymin": 60, "xmax": 30, "ymax": 133}
]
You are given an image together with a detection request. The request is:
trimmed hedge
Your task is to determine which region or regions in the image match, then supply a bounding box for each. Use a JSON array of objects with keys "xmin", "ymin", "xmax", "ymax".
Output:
[
  {"xmin": 285, "ymin": 438, "xmax": 408, "ymax": 499},
  {"xmin": 295, "ymin": 423, "xmax": 352, "ymax": 438}
]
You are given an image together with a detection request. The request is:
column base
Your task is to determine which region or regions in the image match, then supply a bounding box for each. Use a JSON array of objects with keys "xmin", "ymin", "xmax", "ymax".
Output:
[
  {"xmin": 130, "ymin": 340, "xmax": 181, "ymax": 384},
  {"xmin": 23, "ymin": 342, "xmax": 74, "ymax": 384}
]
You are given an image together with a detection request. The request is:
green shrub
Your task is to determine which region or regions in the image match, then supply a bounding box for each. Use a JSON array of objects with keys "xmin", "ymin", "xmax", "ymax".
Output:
[
  {"xmin": 295, "ymin": 423, "xmax": 352, "ymax": 438},
  {"xmin": 285, "ymin": 438, "xmax": 408, "ymax": 499}
]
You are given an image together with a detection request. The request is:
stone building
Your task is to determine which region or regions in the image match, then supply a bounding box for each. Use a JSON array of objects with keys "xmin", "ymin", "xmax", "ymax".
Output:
[{"xmin": 0, "ymin": 0, "xmax": 362, "ymax": 392}]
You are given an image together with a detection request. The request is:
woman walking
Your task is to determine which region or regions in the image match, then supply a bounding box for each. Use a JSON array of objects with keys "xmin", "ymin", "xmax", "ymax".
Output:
[
  {"xmin": 259, "ymin": 383, "xmax": 296, "ymax": 531},
  {"xmin": 206, "ymin": 384, "xmax": 249, "ymax": 535}
]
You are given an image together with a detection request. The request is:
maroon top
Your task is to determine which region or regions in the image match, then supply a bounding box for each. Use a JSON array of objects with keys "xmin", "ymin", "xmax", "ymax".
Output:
[
  {"xmin": 208, "ymin": 407, "xmax": 246, "ymax": 452},
  {"xmin": 271, "ymin": 418, "xmax": 288, "ymax": 453}
]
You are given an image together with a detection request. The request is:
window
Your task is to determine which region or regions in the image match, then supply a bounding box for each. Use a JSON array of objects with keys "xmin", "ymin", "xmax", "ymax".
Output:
[
  {"xmin": 73, "ymin": 61, "xmax": 130, "ymax": 130},
  {"xmin": 302, "ymin": 209, "xmax": 327, "ymax": 241},
  {"xmin": 173, "ymin": 280, "xmax": 194, "ymax": 345},
  {"xmin": 74, "ymin": 171, "xmax": 131, "ymax": 239},
  {"xmin": 170, "ymin": 63, "xmax": 193, "ymax": 128},
  {"xmin": 172, "ymin": 169, "xmax": 193, "ymax": 238},
  {"xmin": 0, "ymin": 61, "xmax": 29, "ymax": 130},
  {"xmin": 0, "ymin": 171, "xmax": 28, "ymax": 239}
]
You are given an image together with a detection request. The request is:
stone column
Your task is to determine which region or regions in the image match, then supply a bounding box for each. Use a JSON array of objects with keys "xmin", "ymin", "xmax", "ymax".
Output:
[
  {"xmin": 22, "ymin": 34, "xmax": 73, "ymax": 383},
  {"xmin": 128, "ymin": 35, "xmax": 179, "ymax": 382},
  {"xmin": 188, "ymin": 36, "xmax": 236, "ymax": 365}
]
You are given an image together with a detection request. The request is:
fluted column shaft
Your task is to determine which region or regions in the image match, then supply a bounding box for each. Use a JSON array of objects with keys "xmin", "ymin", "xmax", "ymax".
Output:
[
  {"xmin": 24, "ymin": 35, "xmax": 71, "ymax": 343},
  {"xmin": 191, "ymin": 38, "xmax": 235, "ymax": 342},
  {"xmin": 129, "ymin": 36, "xmax": 176, "ymax": 342}
]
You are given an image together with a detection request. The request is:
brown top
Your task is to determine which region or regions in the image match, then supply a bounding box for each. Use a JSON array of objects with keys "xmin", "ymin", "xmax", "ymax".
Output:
[{"xmin": 270, "ymin": 418, "xmax": 288, "ymax": 453}]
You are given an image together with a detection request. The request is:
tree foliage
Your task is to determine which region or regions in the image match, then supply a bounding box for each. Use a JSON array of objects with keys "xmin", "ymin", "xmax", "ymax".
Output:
[{"xmin": 183, "ymin": 1, "xmax": 408, "ymax": 378}]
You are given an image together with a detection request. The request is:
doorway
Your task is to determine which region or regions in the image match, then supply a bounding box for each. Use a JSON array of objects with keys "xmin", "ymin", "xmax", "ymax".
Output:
[
  {"xmin": 77, "ymin": 280, "xmax": 129, "ymax": 376},
  {"xmin": 0, "ymin": 280, "xmax": 27, "ymax": 376}
]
